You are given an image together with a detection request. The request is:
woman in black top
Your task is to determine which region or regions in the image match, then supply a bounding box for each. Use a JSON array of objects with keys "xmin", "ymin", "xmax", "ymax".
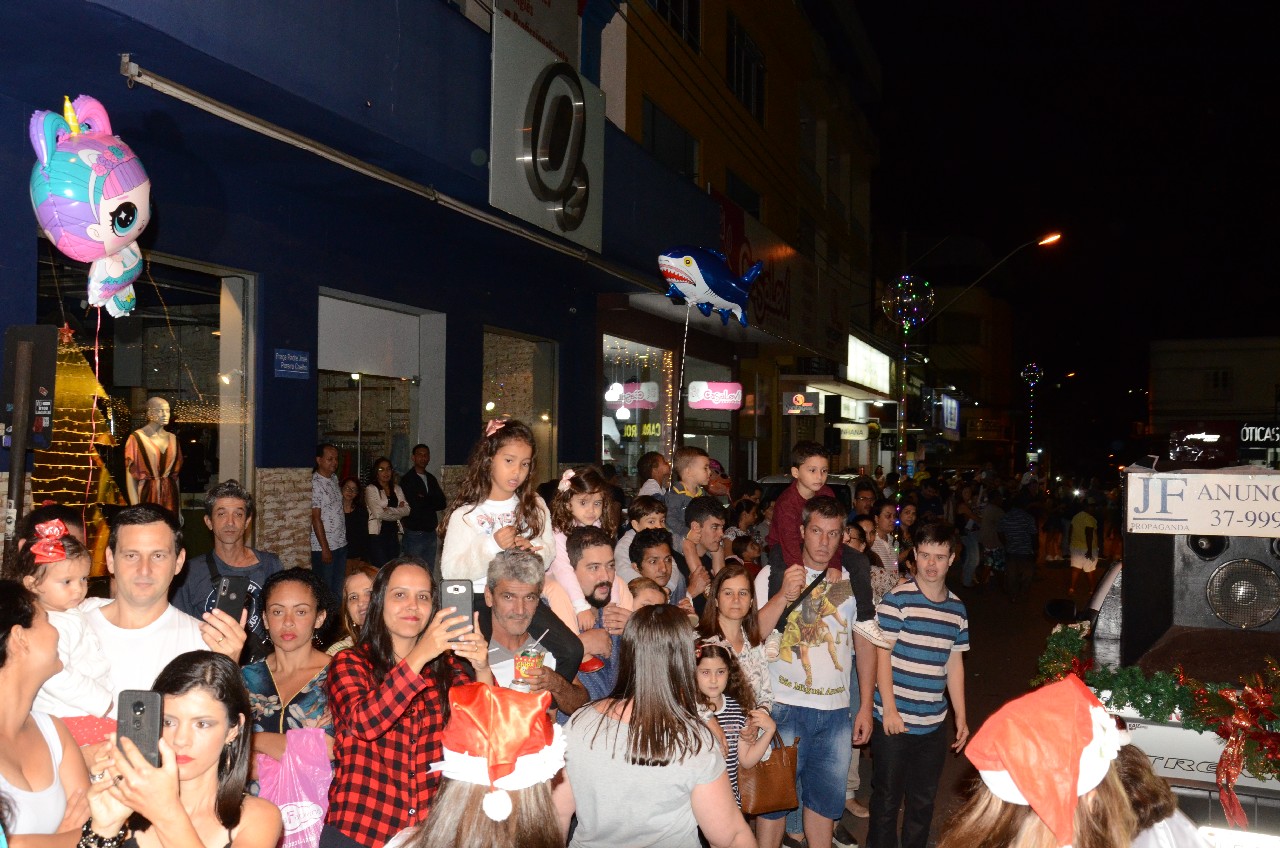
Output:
[{"xmin": 341, "ymin": 476, "xmax": 370, "ymax": 564}]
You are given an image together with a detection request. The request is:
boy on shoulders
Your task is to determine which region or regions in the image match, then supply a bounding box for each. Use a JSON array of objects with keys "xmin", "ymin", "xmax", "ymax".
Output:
[{"xmin": 666, "ymin": 446, "xmax": 711, "ymax": 547}]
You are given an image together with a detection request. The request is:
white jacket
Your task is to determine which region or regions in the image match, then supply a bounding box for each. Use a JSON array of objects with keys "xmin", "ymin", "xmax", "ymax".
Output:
[
  {"xmin": 440, "ymin": 496, "xmax": 554, "ymax": 592},
  {"xmin": 34, "ymin": 607, "xmax": 113, "ymax": 718},
  {"xmin": 366, "ymin": 483, "xmax": 411, "ymax": 535}
]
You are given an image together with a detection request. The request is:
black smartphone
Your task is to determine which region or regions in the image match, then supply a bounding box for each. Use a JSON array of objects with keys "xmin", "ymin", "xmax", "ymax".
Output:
[
  {"xmin": 441, "ymin": 579, "xmax": 475, "ymax": 641},
  {"xmin": 214, "ymin": 575, "xmax": 250, "ymax": 621},
  {"xmin": 118, "ymin": 690, "xmax": 163, "ymax": 767}
]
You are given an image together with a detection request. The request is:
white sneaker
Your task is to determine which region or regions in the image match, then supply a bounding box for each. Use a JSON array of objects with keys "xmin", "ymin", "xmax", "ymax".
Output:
[{"xmin": 852, "ymin": 618, "xmax": 892, "ymax": 650}]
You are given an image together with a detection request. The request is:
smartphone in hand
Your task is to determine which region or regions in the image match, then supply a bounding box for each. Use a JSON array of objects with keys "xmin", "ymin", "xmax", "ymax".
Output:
[
  {"xmin": 118, "ymin": 690, "xmax": 163, "ymax": 767},
  {"xmin": 213, "ymin": 575, "xmax": 250, "ymax": 622},
  {"xmin": 441, "ymin": 579, "xmax": 475, "ymax": 641}
]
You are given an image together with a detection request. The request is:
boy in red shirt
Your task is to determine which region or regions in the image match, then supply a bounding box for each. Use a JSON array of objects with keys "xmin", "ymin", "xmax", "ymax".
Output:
[{"xmin": 765, "ymin": 441, "xmax": 886, "ymax": 648}]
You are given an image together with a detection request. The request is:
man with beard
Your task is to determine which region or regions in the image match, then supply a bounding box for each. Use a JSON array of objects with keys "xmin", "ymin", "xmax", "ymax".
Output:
[
  {"xmin": 569, "ymin": 525, "xmax": 631, "ymax": 700},
  {"xmin": 484, "ymin": 548, "xmax": 588, "ymax": 715}
]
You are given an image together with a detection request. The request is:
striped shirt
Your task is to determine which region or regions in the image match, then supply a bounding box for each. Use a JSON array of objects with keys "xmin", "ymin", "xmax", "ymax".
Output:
[
  {"xmin": 873, "ymin": 582, "xmax": 969, "ymax": 734},
  {"xmin": 714, "ymin": 694, "xmax": 749, "ymax": 802},
  {"xmin": 998, "ymin": 507, "xmax": 1039, "ymax": 556}
]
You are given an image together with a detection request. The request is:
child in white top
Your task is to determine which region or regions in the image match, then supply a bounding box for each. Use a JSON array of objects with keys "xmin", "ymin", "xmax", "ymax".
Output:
[
  {"xmin": 547, "ymin": 467, "xmax": 632, "ymax": 631},
  {"xmin": 16, "ymin": 519, "xmax": 115, "ymax": 746},
  {"xmin": 439, "ymin": 419, "xmax": 574, "ymax": 631}
]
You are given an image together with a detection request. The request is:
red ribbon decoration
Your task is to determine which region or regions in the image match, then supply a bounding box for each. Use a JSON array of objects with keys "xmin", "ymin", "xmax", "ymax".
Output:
[
  {"xmin": 30, "ymin": 518, "xmax": 68, "ymax": 564},
  {"xmin": 1215, "ymin": 686, "xmax": 1251, "ymax": 829}
]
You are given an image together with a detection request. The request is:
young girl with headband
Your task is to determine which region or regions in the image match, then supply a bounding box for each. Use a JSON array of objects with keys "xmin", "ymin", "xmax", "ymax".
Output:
[{"xmin": 15, "ymin": 519, "xmax": 116, "ymax": 745}]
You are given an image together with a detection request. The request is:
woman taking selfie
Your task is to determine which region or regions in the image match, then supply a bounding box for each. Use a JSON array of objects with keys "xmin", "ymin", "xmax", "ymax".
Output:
[
  {"xmin": 323, "ymin": 557, "xmax": 491, "ymax": 848},
  {"xmin": 86, "ymin": 651, "xmax": 281, "ymax": 848}
]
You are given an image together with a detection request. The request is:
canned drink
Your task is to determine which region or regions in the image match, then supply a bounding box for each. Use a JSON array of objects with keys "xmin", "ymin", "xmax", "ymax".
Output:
[{"xmin": 511, "ymin": 645, "xmax": 546, "ymax": 692}]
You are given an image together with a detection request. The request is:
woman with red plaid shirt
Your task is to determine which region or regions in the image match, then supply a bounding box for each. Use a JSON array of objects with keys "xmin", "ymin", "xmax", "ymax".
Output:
[{"xmin": 320, "ymin": 557, "xmax": 492, "ymax": 848}]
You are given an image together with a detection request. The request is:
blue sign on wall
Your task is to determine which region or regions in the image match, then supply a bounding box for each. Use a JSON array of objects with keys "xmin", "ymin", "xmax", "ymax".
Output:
[{"xmin": 274, "ymin": 349, "xmax": 311, "ymax": 379}]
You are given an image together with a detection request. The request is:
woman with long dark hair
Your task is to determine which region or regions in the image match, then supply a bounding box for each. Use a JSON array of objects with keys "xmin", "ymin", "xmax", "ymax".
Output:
[
  {"xmin": 322, "ymin": 557, "xmax": 491, "ymax": 848},
  {"xmin": 552, "ymin": 605, "xmax": 754, "ymax": 848},
  {"xmin": 697, "ymin": 563, "xmax": 772, "ymax": 711},
  {"xmin": 86, "ymin": 651, "xmax": 281, "ymax": 848},
  {"xmin": 365, "ymin": 457, "xmax": 410, "ymax": 568},
  {"xmin": 0, "ymin": 580, "xmax": 90, "ymax": 842}
]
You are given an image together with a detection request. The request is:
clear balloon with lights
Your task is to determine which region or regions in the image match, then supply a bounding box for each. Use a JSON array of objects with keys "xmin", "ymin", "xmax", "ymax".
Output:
[
  {"xmin": 880, "ymin": 275, "xmax": 935, "ymax": 330},
  {"xmin": 1021, "ymin": 362, "xmax": 1044, "ymax": 455}
]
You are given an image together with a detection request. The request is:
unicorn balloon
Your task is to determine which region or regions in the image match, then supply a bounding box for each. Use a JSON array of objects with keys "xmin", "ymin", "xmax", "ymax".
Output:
[{"xmin": 30, "ymin": 95, "xmax": 151, "ymax": 317}]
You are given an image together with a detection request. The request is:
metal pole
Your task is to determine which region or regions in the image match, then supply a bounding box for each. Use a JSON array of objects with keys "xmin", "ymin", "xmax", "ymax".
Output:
[{"xmin": 4, "ymin": 340, "xmax": 35, "ymax": 563}]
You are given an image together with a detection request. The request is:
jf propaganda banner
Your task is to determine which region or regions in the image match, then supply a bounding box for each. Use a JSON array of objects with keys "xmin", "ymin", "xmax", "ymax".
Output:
[{"xmin": 1126, "ymin": 467, "xmax": 1280, "ymax": 537}]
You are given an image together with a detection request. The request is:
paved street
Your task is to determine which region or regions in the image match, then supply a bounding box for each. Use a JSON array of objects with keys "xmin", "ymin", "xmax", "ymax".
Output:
[{"xmin": 837, "ymin": 559, "xmax": 1081, "ymax": 847}]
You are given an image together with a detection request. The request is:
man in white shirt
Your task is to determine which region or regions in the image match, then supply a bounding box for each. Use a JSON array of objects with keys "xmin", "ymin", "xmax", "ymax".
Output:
[
  {"xmin": 754, "ymin": 497, "xmax": 875, "ymax": 848},
  {"xmin": 84, "ymin": 504, "xmax": 248, "ymax": 714}
]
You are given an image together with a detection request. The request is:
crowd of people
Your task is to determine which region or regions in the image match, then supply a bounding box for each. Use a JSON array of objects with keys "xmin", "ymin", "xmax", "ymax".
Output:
[{"xmin": 0, "ymin": 421, "xmax": 1199, "ymax": 848}]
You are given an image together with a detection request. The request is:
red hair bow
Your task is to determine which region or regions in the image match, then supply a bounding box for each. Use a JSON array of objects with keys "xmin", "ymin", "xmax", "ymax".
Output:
[{"xmin": 30, "ymin": 519, "xmax": 68, "ymax": 564}]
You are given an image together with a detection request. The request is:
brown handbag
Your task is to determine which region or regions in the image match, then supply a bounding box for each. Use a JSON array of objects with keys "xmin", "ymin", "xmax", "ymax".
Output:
[{"xmin": 737, "ymin": 734, "xmax": 799, "ymax": 816}]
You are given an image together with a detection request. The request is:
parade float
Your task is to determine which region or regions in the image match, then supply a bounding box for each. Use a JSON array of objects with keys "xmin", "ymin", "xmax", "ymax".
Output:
[{"xmin": 1039, "ymin": 464, "xmax": 1280, "ymax": 837}]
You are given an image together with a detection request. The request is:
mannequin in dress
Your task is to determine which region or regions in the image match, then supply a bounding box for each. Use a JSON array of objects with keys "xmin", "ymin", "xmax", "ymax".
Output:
[{"xmin": 124, "ymin": 396, "xmax": 184, "ymax": 512}]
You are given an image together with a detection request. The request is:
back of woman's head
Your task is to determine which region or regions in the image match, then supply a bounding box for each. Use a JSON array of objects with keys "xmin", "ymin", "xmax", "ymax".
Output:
[
  {"xmin": 1113, "ymin": 744, "xmax": 1175, "ymax": 830},
  {"xmin": 606, "ymin": 605, "xmax": 705, "ymax": 766},
  {"xmin": 151, "ymin": 651, "xmax": 252, "ymax": 829},
  {"xmin": 409, "ymin": 779, "xmax": 561, "ymax": 848},
  {"xmin": 938, "ymin": 768, "xmax": 1134, "ymax": 848},
  {"xmin": 0, "ymin": 581, "xmax": 37, "ymax": 668}
]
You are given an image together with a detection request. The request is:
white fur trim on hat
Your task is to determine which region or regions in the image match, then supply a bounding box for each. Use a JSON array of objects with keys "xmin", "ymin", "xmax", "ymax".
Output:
[
  {"xmin": 979, "ymin": 706, "xmax": 1121, "ymax": 804},
  {"xmin": 430, "ymin": 723, "xmax": 566, "ymax": 792}
]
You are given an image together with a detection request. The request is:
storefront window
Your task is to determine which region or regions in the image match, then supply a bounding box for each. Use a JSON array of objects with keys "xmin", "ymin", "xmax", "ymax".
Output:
[
  {"xmin": 482, "ymin": 330, "xmax": 557, "ymax": 476},
  {"xmin": 36, "ymin": 248, "xmax": 253, "ymax": 565},
  {"xmin": 602, "ymin": 335, "xmax": 673, "ymax": 485}
]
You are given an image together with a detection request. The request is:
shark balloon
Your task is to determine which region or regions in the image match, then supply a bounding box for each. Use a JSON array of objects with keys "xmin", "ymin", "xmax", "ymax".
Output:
[{"xmin": 659, "ymin": 246, "xmax": 762, "ymax": 327}]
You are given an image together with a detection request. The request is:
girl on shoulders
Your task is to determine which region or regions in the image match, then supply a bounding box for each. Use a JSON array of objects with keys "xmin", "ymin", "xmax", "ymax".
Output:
[{"xmin": 547, "ymin": 467, "xmax": 631, "ymax": 633}]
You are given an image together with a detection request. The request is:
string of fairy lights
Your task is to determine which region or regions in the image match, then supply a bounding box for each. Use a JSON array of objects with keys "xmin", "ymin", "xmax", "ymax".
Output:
[
  {"xmin": 880, "ymin": 275, "xmax": 935, "ymax": 476},
  {"xmin": 1021, "ymin": 362, "xmax": 1044, "ymax": 457}
]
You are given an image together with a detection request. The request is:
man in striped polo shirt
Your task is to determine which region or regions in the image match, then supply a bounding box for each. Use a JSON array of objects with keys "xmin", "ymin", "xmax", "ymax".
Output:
[{"xmin": 868, "ymin": 521, "xmax": 970, "ymax": 848}]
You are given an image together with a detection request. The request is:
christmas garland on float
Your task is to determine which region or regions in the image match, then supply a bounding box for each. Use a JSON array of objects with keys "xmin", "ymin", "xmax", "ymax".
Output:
[{"xmin": 1033, "ymin": 623, "xmax": 1280, "ymax": 828}]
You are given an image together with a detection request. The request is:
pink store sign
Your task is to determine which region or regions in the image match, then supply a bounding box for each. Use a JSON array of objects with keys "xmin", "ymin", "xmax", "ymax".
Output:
[
  {"xmin": 687, "ymin": 381, "xmax": 743, "ymax": 411},
  {"xmin": 604, "ymin": 381, "xmax": 660, "ymax": 410}
]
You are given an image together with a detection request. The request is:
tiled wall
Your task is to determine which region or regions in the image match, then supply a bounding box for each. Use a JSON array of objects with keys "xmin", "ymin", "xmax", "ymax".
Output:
[{"xmin": 254, "ymin": 467, "xmax": 312, "ymax": 568}]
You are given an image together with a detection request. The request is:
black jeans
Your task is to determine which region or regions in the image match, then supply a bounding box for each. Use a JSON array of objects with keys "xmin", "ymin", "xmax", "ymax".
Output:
[
  {"xmin": 1005, "ymin": 553, "xmax": 1035, "ymax": 599},
  {"xmin": 867, "ymin": 719, "xmax": 950, "ymax": 848}
]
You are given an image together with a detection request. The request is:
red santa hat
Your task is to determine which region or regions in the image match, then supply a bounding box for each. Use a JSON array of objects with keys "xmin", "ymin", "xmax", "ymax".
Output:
[
  {"xmin": 965, "ymin": 675, "xmax": 1122, "ymax": 847},
  {"xmin": 430, "ymin": 683, "xmax": 565, "ymax": 822}
]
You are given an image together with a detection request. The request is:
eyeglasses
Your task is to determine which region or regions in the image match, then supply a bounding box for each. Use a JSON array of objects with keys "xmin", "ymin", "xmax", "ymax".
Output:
[{"xmin": 376, "ymin": 466, "xmax": 392, "ymax": 472}]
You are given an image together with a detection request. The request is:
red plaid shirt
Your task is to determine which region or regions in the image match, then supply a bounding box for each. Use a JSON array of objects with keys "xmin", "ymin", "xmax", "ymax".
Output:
[{"xmin": 325, "ymin": 646, "xmax": 472, "ymax": 847}]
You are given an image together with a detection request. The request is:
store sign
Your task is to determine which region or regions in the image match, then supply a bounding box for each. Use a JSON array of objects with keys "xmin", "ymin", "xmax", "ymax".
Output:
[
  {"xmin": 939, "ymin": 393, "xmax": 960, "ymax": 441},
  {"xmin": 1240, "ymin": 423, "xmax": 1280, "ymax": 447},
  {"xmin": 604, "ymin": 381, "xmax": 659, "ymax": 410},
  {"xmin": 847, "ymin": 336, "xmax": 890, "ymax": 394},
  {"xmin": 835, "ymin": 422, "xmax": 870, "ymax": 441},
  {"xmin": 621, "ymin": 422, "xmax": 663, "ymax": 440},
  {"xmin": 840, "ymin": 397, "xmax": 858, "ymax": 420},
  {"xmin": 782, "ymin": 392, "xmax": 819, "ymax": 416},
  {"xmin": 494, "ymin": 0, "xmax": 579, "ymax": 65},
  {"xmin": 1126, "ymin": 468, "xmax": 1280, "ymax": 537},
  {"xmin": 273, "ymin": 348, "xmax": 310, "ymax": 380},
  {"xmin": 490, "ymin": 14, "xmax": 603, "ymax": 252},
  {"xmin": 687, "ymin": 381, "xmax": 743, "ymax": 410},
  {"xmin": 715, "ymin": 190, "xmax": 846, "ymax": 362}
]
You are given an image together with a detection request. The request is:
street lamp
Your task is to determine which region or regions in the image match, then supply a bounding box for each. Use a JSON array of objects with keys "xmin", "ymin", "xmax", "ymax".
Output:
[
  {"xmin": 885, "ymin": 232, "xmax": 1060, "ymax": 479},
  {"xmin": 923, "ymin": 232, "xmax": 1061, "ymax": 326}
]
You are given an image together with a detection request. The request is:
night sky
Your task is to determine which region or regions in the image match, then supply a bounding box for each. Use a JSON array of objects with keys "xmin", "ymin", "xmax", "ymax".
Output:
[{"xmin": 858, "ymin": 3, "xmax": 1280, "ymax": 468}]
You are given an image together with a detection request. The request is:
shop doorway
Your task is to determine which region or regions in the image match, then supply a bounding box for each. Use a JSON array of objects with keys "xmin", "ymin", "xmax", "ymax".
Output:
[{"xmin": 316, "ymin": 294, "xmax": 445, "ymax": 484}]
